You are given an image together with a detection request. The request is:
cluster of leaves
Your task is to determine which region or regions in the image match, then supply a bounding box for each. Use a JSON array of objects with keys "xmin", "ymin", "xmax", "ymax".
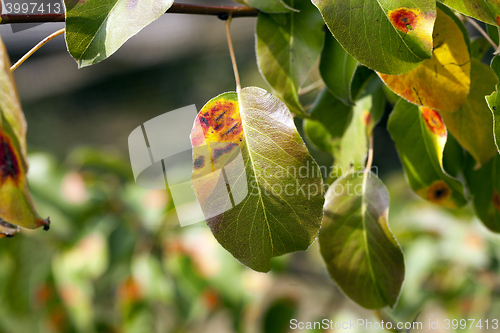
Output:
[{"xmin": 4, "ymin": 0, "xmax": 500, "ymax": 315}]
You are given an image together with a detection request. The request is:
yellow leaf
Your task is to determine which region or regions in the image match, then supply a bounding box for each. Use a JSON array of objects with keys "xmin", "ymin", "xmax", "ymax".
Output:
[
  {"xmin": 379, "ymin": 7, "xmax": 471, "ymax": 112},
  {"xmin": 0, "ymin": 36, "xmax": 49, "ymax": 231}
]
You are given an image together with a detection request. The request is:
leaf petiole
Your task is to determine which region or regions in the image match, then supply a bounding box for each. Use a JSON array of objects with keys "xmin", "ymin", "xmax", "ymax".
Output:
[
  {"xmin": 225, "ymin": 15, "xmax": 241, "ymax": 93},
  {"xmin": 11, "ymin": 28, "xmax": 65, "ymax": 72}
]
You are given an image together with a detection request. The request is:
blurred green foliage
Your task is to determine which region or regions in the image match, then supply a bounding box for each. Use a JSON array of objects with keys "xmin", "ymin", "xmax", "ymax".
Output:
[{"xmin": 0, "ymin": 145, "xmax": 499, "ymax": 332}]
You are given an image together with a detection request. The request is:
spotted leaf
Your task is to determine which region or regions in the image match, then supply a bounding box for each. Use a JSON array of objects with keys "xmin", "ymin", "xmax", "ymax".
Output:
[
  {"xmin": 0, "ymin": 36, "xmax": 49, "ymax": 232},
  {"xmin": 438, "ymin": 0, "xmax": 500, "ymax": 26},
  {"xmin": 65, "ymin": 0, "xmax": 174, "ymax": 67},
  {"xmin": 312, "ymin": 0, "xmax": 436, "ymax": 75},
  {"xmin": 388, "ymin": 99, "xmax": 467, "ymax": 208},
  {"xmin": 190, "ymin": 87, "xmax": 324, "ymax": 273},
  {"xmin": 320, "ymin": 171, "xmax": 405, "ymax": 309},
  {"xmin": 379, "ymin": 6, "xmax": 471, "ymax": 113},
  {"xmin": 256, "ymin": 0, "xmax": 324, "ymax": 116}
]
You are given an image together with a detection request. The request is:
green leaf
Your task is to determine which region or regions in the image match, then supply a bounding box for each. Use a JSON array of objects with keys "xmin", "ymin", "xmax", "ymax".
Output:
[
  {"xmin": 233, "ymin": 0, "xmax": 297, "ymax": 13},
  {"xmin": 442, "ymin": 59, "xmax": 498, "ymax": 167},
  {"xmin": 319, "ymin": 33, "xmax": 358, "ymax": 106},
  {"xmin": 319, "ymin": 171, "xmax": 405, "ymax": 309},
  {"xmin": 388, "ymin": 99, "xmax": 467, "ymax": 208},
  {"xmin": 332, "ymin": 77, "xmax": 385, "ymax": 179},
  {"xmin": 256, "ymin": 0, "xmax": 324, "ymax": 116},
  {"xmin": 379, "ymin": 7, "xmax": 471, "ymax": 113},
  {"xmin": 190, "ymin": 87, "xmax": 324, "ymax": 272},
  {"xmin": 442, "ymin": 132, "xmax": 464, "ymax": 178},
  {"xmin": 464, "ymin": 154, "xmax": 500, "ymax": 233},
  {"xmin": 487, "ymin": 23, "xmax": 500, "ymax": 46},
  {"xmin": 64, "ymin": 0, "xmax": 174, "ymax": 68},
  {"xmin": 312, "ymin": 0, "xmax": 436, "ymax": 75},
  {"xmin": 0, "ymin": 36, "xmax": 50, "ymax": 231},
  {"xmin": 471, "ymin": 37, "xmax": 492, "ymax": 61},
  {"xmin": 438, "ymin": 0, "xmax": 500, "ymax": 26},
  {"xmin": 487, "ymin": 56, "xmax": 500, "ymax": 156}
]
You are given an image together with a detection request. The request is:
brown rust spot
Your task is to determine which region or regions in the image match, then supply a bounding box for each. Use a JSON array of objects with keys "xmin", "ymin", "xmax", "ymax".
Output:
[
  {"xmin": 212, "ymin": 143, "xmax": 238, "ymax": 162},
  {"xmin": 194, "ymin": 155, "xmax": 205, "ymax": 169},
  {"xmin": 389, "ymin": 8, "xmax": 419, "ymax": 33},
  {"xmin": 361, "ymin": 111, "xmax": 372, "ymax": 127},
  {"xmin": 496, "ymin": 15, "xmax": 500, "ymax": 26},
  {"xmin": 421, "ymin": 108, "xmax": 446, "ymax": 137},
  {"xmin": 492, "ymin": 191, "xmax": 500, "ymax": 213},
  {"xmin": 426, "ymin": 180, "xmax": 451, "ymax": 203},
  {"xmin": 0, "ymin": 132, "xmax": 21, "ymax": 186}
]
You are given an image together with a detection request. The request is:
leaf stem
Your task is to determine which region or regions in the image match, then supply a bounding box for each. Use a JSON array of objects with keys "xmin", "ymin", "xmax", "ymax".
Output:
[
  {"xmin": 225, "ymin": 15, "xmax": 241, "ymax": 94},
  {"xmin": 0, "ymin": 3, "xmax": 259, "ymax": 24},
  {"xmin": 465, "ymin": 17, "xmax": 498, "ymax": 51},
  {"xmin": 11, "ymin": 28, "xmax": 65, "ymax": 72}
]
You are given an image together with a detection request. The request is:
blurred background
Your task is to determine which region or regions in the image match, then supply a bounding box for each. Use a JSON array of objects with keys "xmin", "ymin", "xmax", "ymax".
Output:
[{"xmin": 1, "ymin": 1, "xmax": 500, "ymax": 332}]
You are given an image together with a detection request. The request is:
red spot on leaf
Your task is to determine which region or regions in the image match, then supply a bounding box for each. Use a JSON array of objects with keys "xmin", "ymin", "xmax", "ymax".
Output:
[
  {"xmin": 421, "ymin": 108, "xmax": 446, "ymax": 137},
  {"xmin": 362, "ymin": 111, "xmax": 372, "ymax": 126},
  {"xmin": 0, "ymin": 132, "xmax": 21, "ymax": 186},
  {"xmin": 492, "ymin": 191, "xmax": 500, "ymax": 212},
  {"xmin": 389, "ymin": 8, "xmax": 418, "ymax": 33}
]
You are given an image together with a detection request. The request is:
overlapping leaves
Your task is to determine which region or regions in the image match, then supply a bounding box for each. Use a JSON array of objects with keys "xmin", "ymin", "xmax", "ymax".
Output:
[
  {"xmin": 256, "ymin": 0, "xmax": 324, "ymax": 116},
  {"xmin": 312, "ymin": 0, "xmax": 436, "ymax": 75},
  {"xmin": 379, "ymin": 6, "xmax": 471, "ymax": 113},
  {"xmin": 388, "ymin": 100, "xmax": 466, "ymax": 208}
]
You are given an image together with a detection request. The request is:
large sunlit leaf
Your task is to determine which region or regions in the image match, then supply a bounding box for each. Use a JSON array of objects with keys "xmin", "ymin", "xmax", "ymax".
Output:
[
  {"xmin": 64, "ymin": 0, "xmax": 174, "ymax": 68},
  {"xmin": 320, "ymin": 33, "xmax": 358, "ymax": 106},
  {"xmin": 319, "ymin": 171, "xmax": 405, "ymax": 309},
  {"xmin": 256, "ymin": 0, "xmax": 324, "ymax": 116},
  {"xmin": 388, "ymin": 99, "xmax": 466, "ymax": 208},
  {"xmin": 438, "ymin": 0, "xmax": 500, "ymax": 26},
  {"xmin": 190, "ymin": 87, "xmax": 324, "ymax": 273},
  {"xmin": 441, "ymin": 59, "xmax": 498, "ymax": 167},
  {"xmin": 0, "ymin": 37, "xmax": 49, "ymax": 231},
  {"xmin": 312, "ymin": 0, "xmax": 436, "ymax": 75},
  {"xmin": 379, "ymin": 7, "xmax": 471, "ymax": 113},
  {"xmin": 464, "ymin": 154, "xmax": 500, "ymax": 233}
]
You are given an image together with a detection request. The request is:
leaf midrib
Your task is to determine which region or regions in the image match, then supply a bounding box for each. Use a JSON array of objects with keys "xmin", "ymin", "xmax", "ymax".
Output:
[
  {"xmin": 360, "ymin": 172, "xmax": 388, "ymax": 305},
  {"xmin": 238, "ymin": 92, "xmax": 275, "ymax": 253}
]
